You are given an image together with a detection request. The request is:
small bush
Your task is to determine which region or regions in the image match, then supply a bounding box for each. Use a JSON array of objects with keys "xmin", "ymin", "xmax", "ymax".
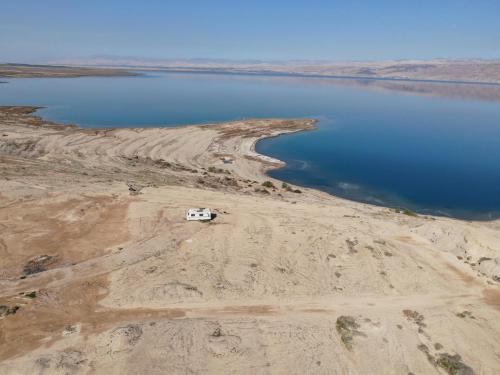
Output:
[
  {"xmin": 262, "ymin": 181, "xmax": 275, "ymax": 188},
  {"xmin": 396, "ymin": 208, "xmax": 418, "ymax": 217},
  {"xmin": 212, "ymin": 327, "xmax": 222, "ymax": 337},
  {"xmin": 436, "ymin": 353, "xmax": 474, "ymax": 375},
  {"xmin": 254, "ymin": 188, "xmax": 270, "ymax": 194},
  {"xmin": 403, "ymin": 209, "xmax": 418, "ymax": 217},
  {"xmin": 336, "ymin": 316, "xmax": 360, "ymax": 350},
  {"xmin": 208, "ymin": 166, "xmax": 230, "ymax": 174},
  {"xmin": 282, "ymin": 183, "xmax": 301, "ymax": 193},
  {"xmin": 0, "ymin": 305, "xmax": 20, "ymax": 317},
  {"xmin": 456, "ymin": 311, "xmax": 473, "ymax": 319},
  {"xmin": 403, "ymin": 309, "xmax": 426, "ymax": 328},
  {"xmin": 23, "ymin": 255, "xmax": 54, "ymax": 276},
  {"xmin": 24, "ymin": 291, "xmax": 37, "ymax": 299}
]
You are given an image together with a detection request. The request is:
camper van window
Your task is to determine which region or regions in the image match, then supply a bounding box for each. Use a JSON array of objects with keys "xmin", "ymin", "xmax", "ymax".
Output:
[{"xmin": 191, "ymin": 214, "xmax": 195, "ymax": 217}]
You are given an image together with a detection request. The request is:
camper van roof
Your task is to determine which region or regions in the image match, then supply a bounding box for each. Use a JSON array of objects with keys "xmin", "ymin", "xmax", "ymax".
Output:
[{"xmin": 188, "ymin": 208, "xmax": 210, "ymax": 213}]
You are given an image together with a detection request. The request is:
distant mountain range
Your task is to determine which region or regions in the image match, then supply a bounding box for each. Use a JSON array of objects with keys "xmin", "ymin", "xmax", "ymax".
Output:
[{"xmin": 46, "ymin": 56, "xmax": 500, "ymax": 84}]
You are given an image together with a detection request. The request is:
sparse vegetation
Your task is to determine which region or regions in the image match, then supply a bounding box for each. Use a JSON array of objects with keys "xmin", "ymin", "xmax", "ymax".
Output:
[
  {"xmin": 336, "ymin": 315, "xmax": 360, "ymax": 350},
  {"xmin": 24, "ymin": 291, "xmax": 37, "ymax": 298},
  {"xmin": 63, "ymin": 325, "xmax": 78, "ymax": 335},
  {"xmin": 434, "ymin": 343, "xmax": 443, "ymax": 350},
  {"xmin": 222, "ymin": 176, "xmax": 238, "ymax": 186},
  {"xmin": 402, "ymin": 309, "xmax": 426, "ymax": 329},
  {"xmin": 23, "ymin": 255, "xmax": 55, "ymax": 276},
  {"xmin": 456, "ymin": 311, "xmax": 475, "ymax": 319},
  {"xmin": 280, "ymin": 182, "xmax": 301, "ymax": 193},
  {"xmin": 417, "ymin": 342, "xmax": 475, "ymax": 375},
  {"xmin": 395, "ymin": 208, "xmax": 418, "ymax": 217},
  {"xmin": 417, "ymin": 344, "xmax": 435, "ymax": 363},
  {"xmin": 262, "ymin": 180, "xmax": 275, "ymax": 188},
  {"xmin": 0, "ymin": 305, "xmax": 20, "ymax": 317},
  {"xmin": 208, "ymin": 166, "xmax": 230, "ymax": 174},
  {"xmin": 436, "ymin": 353, "xmax": 475, "ymax": 375},
  {"xmin": 403, "ymin": 209, "xmax": 418, "ymax": 217},
  {"xmin": 346, "ymin": 238, "xmax": 358, "ymax": 253},
  {"xmin": 254, "ymin": 188, "xmax": 270, "ymax": 194},
  {"xmin": 211, "ymin": 327, "xmax": 222, "ymax": 337}
]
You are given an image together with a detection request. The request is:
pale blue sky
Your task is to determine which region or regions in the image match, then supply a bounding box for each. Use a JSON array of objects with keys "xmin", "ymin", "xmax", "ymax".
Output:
[{"xmin": 1, "ymin": 0, "xmax": 499, "ymax": 62}]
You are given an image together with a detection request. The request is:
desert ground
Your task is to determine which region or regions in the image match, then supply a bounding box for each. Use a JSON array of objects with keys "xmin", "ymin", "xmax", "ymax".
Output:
[{"xmin": 0, "ymin": 106, "xmax": 499, "ymax": 374}]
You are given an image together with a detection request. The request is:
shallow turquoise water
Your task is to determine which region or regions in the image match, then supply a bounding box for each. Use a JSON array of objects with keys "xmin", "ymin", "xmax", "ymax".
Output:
[{"xmin": 1, "ymin": 72, "xmax": 500, "ymax": 219}]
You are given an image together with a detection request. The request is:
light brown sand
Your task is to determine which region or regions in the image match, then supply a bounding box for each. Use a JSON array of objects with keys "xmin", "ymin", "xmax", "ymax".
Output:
[{"xmin": 0, "ymin": 106, "xmax": 499, "ymax": 374}]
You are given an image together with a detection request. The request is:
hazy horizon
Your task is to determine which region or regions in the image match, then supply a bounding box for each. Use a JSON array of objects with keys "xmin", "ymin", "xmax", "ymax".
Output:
[
  {"xmin": 4, "ymin": 56, "xmax": 500, "ymax": 67},
  {"xmin": 2, "ymin": 0, "xmax": 500, "ymax": 63}
]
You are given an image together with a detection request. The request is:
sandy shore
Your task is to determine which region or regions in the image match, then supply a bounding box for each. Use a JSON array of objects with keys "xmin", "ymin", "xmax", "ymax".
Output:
[{"xmin": 0, "ymin": 106, "xmax": 499, "ymax": 374}]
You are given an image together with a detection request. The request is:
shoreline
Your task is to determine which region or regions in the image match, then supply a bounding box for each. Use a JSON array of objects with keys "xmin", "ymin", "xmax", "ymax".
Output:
[
  {"xmin": 128, "ymin": 67, "xmax": 500, "ymax": 86},
  {"xmin": 0, "ymin": 63, "xmax": 138, "ymax": 78},
  {"xmin": 4, "ymin": 61, "xmax": 500, "ymax": 84},
  {"xmin": 11, "ymin": 105, "xmax": 500, "ymax": 221},
  {"xmin": 1, "ymin": 105, "xmax": 499, "ymax": 373},
  {"xmin": 0, "ymin": 104, "xmax": 318, "ymax": 187},
  {"xmin": 52, "ymin": 58, "xmax": 500, "ymax": 85}
]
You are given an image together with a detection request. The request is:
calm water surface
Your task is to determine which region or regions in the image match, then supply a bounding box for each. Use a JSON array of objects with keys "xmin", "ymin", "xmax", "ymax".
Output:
[{"xmin": 1, "ymin": 72, "xmax": 500, "ymax": 219}]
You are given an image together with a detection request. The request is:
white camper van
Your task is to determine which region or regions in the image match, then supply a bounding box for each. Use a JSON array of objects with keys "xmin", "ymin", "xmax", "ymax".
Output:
[{"xmin": 186, "ymin": 208, "xmax": 212, "ymax": 221}]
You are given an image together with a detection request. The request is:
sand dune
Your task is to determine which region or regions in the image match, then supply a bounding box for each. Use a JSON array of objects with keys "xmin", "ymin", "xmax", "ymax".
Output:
[{"xmin": 0, "ymin": 106, "xmax": 499, "ymax": 374}]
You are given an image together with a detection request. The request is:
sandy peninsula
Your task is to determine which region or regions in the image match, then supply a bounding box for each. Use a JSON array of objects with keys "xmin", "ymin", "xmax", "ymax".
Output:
[
  {"xmin": 0, "ymin": 106, "xmax": 499, "ymax": 374},
  {"xmin": 0, "ymin": 64, "xmax": 136, "ymax": 78}
]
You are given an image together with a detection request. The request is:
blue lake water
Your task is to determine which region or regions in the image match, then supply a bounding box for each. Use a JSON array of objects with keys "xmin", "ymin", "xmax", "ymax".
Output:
[{"xmin": 1, "ymin": 72, "xmax": 500, "ymax": 219}]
